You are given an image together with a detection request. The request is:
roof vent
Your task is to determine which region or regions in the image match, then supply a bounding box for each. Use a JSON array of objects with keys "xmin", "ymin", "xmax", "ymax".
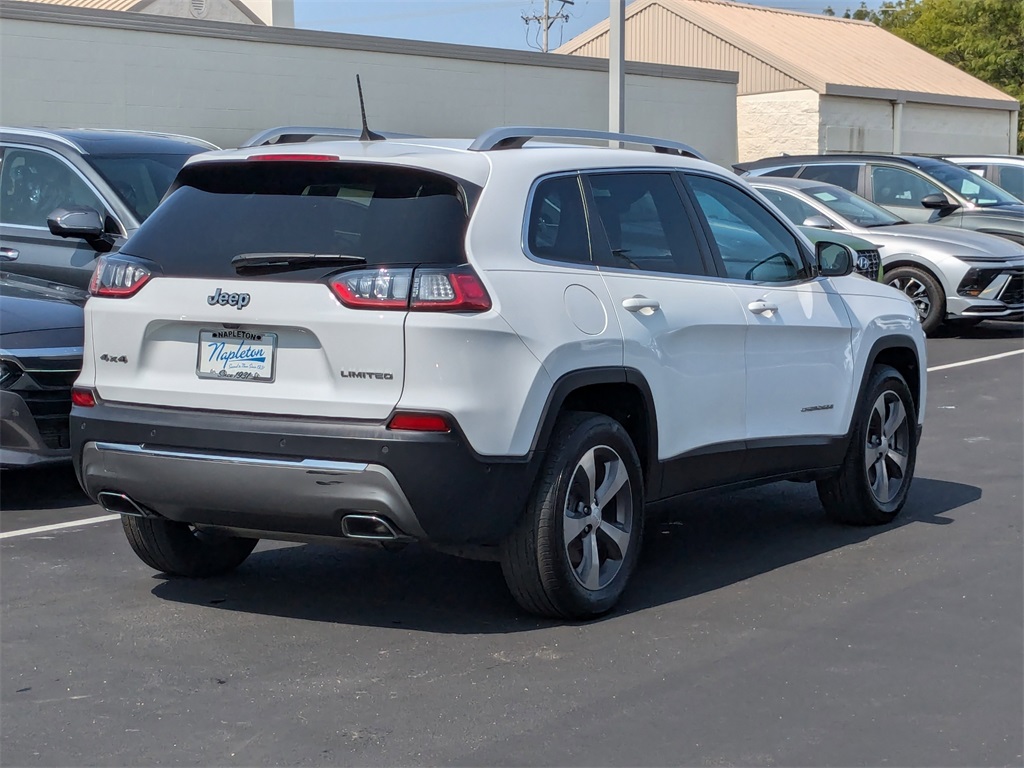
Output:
[{"xmin": 190, "ymin": 0, "xmax": 208, "ymax": 18}]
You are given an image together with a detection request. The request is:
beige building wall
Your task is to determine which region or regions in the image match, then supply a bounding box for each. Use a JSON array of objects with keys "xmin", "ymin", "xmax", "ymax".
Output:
[
  {"xmin": 901, "ymin": 102, "xmax": 1015, "ymax": 154},
  {"xmin": 0, "ymin": 11, "xmax": 738, "ymax": 164},
  {"xmin": 736, "ymin": 89, "xmax": 818, "ymax": 162},
  {"xmin": 818, "ymin": 95, "xmax": 894, "ymax": 153}
]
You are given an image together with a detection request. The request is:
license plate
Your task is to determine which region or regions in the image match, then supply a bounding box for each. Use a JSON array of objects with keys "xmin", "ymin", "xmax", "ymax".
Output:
[{"xmin": 197, "ymin": 329, "xmax": 276, "ymax": 382}]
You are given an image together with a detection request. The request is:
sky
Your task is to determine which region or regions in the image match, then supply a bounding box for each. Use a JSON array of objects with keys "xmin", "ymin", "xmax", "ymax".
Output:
[{"xmin": 293, "ymin": 0, "xmax": 848, "ymax": 51}]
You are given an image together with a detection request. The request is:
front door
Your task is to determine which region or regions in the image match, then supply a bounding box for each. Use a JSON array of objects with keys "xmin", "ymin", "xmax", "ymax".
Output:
[{"xmin": 683, "ymin": 173, "xmax": 854, "ymax": 475}]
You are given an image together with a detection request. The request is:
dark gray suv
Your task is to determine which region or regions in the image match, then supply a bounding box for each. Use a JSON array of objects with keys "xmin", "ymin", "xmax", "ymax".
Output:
[
  {"xmin": 0, "ymin": 127, "xmax": 215, "ymax": 288},
  {"xmin": 736, "ymin": 154, "xmax": 1024, "ymax": 246}
]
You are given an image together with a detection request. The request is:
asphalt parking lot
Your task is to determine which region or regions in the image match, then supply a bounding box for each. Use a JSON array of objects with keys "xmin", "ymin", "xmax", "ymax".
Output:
[{"xmin": 2, "ymin": 322, "xmax": 1021, "ymax": 767}]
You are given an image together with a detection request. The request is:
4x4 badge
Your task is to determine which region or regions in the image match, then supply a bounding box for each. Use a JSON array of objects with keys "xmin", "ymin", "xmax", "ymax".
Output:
[{"xmin": 208, "ymin": 288, "xmax": 251, "ymax": 309}]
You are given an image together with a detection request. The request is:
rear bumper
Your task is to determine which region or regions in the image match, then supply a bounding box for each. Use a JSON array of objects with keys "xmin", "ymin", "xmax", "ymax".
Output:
[{"xmin": 71, "ymin": 402, "xmax": 542, "ymax": 546}]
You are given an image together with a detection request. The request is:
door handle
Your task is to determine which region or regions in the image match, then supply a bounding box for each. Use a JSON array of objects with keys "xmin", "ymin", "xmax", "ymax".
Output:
[
  {"xmin": 0, "ymin": 247, "xmax": 18, "ymax": 262},
  {"xmin": 747, "ymin": 300, "xmax": 778, "ymax": 315},
  {"xmin": 622, "ymin": 296, "xmax": 661, "ymax": 313}
]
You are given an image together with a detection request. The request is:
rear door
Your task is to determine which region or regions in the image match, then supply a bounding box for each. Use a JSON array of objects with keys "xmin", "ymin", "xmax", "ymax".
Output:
[
  {"xmin": 85, "ymin": 159, "xmax": 473, "ymax": 420},
  {"xmin": 585, "ymin": 170, "xmax": 749, "ymax": 495}
]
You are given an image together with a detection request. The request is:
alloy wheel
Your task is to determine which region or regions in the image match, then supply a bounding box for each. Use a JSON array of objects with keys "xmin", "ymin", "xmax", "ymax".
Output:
[
  {"xmin": 890, "ymin": 276, "xmax": 931, "ymax": 322},
  {"xmin": 864, "ymin": 390, "xmax": 911, "ymax": 505},
  {"xmin": 562, "ymin": 445, "xmax": 634, "ymax": 591}
]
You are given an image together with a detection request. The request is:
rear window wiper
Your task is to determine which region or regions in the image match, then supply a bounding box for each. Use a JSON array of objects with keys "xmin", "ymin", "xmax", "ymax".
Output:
[{"xmin": 232, "ymin": 252, "xmax": 367, "ymax": 269}]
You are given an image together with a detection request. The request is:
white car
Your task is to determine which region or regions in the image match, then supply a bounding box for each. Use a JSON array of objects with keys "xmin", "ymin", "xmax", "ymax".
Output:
[{"xmin": 70, "ymin": 127, "xmax": 927, "ymax": 619}]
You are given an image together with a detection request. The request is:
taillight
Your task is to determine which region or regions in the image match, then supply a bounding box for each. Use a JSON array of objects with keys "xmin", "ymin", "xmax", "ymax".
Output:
[
  {"xmin": 89, "ymin": 254, "xmax": 153, "ymax": 298},
  {"xmin": 411, "ymin": 268, "xmax": 491, "ymax": 311},
  {"xmin": 328, "ymin": 266, "xmax": 491, "ymax": 312},
  {"xmin": 387, "ymin": 412, "xmax": 451, "ymax": 432},
  {"xmin": 329, "ymin": 268, "xmax": 412, "ymax": 309},
  {"xmin": 71, "ymin": 388, "xmax": 96, "ymax": 407}
]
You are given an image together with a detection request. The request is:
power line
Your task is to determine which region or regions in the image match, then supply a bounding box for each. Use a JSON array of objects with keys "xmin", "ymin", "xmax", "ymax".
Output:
[{"xmin": 522, "ymin": 0, "xmax": 575, "ymax": 52}]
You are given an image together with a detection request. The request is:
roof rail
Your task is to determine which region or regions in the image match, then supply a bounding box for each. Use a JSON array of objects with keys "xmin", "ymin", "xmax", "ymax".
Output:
[
  {"xmin": 0, "ymin": 127, "xmax": 83, "ymax": 152},
  {"xmin": 91, "ymin": 129, "xmax": 220, "ymax": 151},
  {"xmin": 241, "ymin": 126, "xmax": 423, "ymax": 148},
  {"xmin": 468, "ymin": 127, "xmax": 706, "ymax": 159}
]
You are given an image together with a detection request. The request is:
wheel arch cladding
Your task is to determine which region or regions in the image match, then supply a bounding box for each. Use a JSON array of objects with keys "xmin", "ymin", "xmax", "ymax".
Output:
[
  {"xmin": 869, "ymin": 340, "xmax": 922, "ymax": 417},
  {"xmin": 531, "ymin": 368, "xmax": 657, "ymax": 489}
]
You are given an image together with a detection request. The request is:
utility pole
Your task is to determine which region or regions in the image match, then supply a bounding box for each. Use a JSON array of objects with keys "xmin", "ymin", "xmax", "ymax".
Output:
[
  {"xmin": 609, "ymin": 0, "xmax": 625, "ymax": 140},
  {"xmin": 522, "ymin": 0, "xmax": 575, "ymax": 53}
]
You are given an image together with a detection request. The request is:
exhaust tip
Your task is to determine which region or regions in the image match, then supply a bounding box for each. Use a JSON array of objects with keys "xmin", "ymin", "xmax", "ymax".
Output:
[
  {"xmin": 97, "ymin": 491, "xmax": 153, "ymax": 518},
  {"xmin": 341, "ymin": 514, "xmax": 400, "ymax": 540}
]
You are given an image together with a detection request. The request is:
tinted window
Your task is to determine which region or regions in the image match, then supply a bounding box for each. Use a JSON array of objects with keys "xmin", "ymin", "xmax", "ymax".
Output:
[
  {"xmin": 588, "ymin": 172, "xmax": 706, "ymax": 275},
  {"xmin": 749, "ymin": 165, "xmax": 800, "ymax": 178},
  {"xmin": 920, "ymin": 161, "xmax": 1019, "ymax": 206},
  {"xmin": 0, "ymin": 148, "xmax": 105, "ymax": 227},
  {"xmin": 88, "ymin": 153, "xmax": 200, "ymax": 221},
  {"xmin": 687, "ymin": 174, "xmax": 805, "ymax": 282},
  {"xmin": 526, "ymin": 175, "xmax": 591, "ymax": 264},
  {"xmin": 798, "ymin": 164, "xmax": 859, "ymax": 191},
  {"xmin": 804, "ymin": 185, "xmax": 903, "ymax": 228},
  {"xmin": 757, "ymin": 188, "xmax": 825, "ymax": 226},
  {"xmin": 871, "ymin": 166, "xmax": 942, "ymax": 207},
  {"xmin": 123, "ymin": 161, "xmax": 472, "ymax": 278},
  {"xmin": 996, "ymin": 166, "xmax": 1024, "ymax": 200}
]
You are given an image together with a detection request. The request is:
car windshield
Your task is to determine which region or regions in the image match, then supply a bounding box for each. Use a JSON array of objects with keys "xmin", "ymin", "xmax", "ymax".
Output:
[
  {"xmin": 920, "ymin": 161, "xmax": 1022, "ymax": 206},
  {"xmin": 86, "ymin": 152, "xmax": 203, "ymax": 221},
  {"xmin": 804, "ymin": 185, "xmax": 905, "ymax": 228}
]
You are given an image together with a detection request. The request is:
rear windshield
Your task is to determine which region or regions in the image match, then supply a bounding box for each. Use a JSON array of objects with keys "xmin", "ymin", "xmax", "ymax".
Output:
[{"xmin": 121, "ymin": 161, "xmax": 474, "ymax": 278}]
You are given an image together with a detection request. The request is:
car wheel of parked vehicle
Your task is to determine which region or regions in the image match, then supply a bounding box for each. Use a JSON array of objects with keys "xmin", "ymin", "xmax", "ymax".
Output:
[
  {"xmin": 817, "ymin": 365, "xmax": 917, "ymax": 526},
  {"xmin": 884, "ymin": 266, "xmax": 945, "ymax": 334},
  {"xmin": 501, "ymin": 412, "xmax": 644, "ymax": 620},
  {"xmin": 121, "ymin": 515, "xmax": 258, "ymax": 577}
]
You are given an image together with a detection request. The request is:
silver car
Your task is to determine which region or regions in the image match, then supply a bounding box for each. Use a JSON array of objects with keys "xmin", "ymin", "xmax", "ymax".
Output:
[{"xmin": 750, "ymin": 176, "xmax": 1024, "ymax": 334}]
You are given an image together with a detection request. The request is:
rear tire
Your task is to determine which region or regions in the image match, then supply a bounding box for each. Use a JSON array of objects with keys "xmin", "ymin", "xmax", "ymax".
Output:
[
  {"xmin": 121, "ymin": 515, "xmax": 258, "ymax": 577},
  {"xmin": 884, "ymin": 266, "xmax": 945, "ymax": 335},
  {"xmin": 500, "ymin": 412, "xmax": 644, "ymax": 620},
  {"xmin": 817, "ymin": 365, "xmax": 917, "ymax": 526}
]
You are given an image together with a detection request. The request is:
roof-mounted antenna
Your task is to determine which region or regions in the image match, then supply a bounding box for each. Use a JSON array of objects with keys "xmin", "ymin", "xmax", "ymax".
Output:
[{"xmin": 356, "ymin": 75, "xmax": 385, "ymax": 142}]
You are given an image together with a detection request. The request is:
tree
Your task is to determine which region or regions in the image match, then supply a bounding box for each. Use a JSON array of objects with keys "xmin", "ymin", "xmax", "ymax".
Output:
[{"xmin": 872, "ymin": 0, "xmax": 1024, "ymax": 151}]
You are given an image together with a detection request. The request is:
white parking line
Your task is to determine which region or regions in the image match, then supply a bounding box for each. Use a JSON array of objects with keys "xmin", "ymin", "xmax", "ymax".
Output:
[
  {"xmin": 928, "ymin": 348, "xmax": 1024, "ymax": 373},
  {"xmin": 0, "ymin": 514, "xmax": 120, "ymax": 540}
]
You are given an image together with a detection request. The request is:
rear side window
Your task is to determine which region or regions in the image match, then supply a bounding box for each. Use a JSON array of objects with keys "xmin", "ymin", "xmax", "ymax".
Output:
[
  {"xmin": 526, "ymin": 175, "xmax": 592, "ymax": 264},
  {"xmin": 588, "ymin": 172, "xmax": 706, "ymax": 276},
  {"xmin": 122, "ymin": 161, "xmax": 473, "ymax": 277},
  {"xmin": 798, "ymin": 164, "xmax": 859, "ymax": 191}
]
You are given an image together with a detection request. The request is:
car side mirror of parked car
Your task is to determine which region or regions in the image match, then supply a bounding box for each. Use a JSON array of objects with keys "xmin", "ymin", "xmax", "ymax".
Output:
[
  {"xmin": 816, "ymin": 241, "xmax": 855, "ymax": 277},
  {"xmin": 802, "ymin": 215, "xmax": 834, "ymax": 229},
  {"xmin": 920, "ymin": 193, "xmax": 959, "ymax": 212},
  {"xmin": 47, "ymin": 207, "xmax": 115, "ymax": 252}
]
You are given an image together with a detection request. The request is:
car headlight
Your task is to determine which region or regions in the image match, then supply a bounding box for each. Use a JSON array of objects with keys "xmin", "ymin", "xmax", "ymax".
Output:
[
  {"xmin": 0, "ymin": 359, "xmax": 22, "ymax": 389},
  {"xmin": 957, "ymin": 268, "xmax": 1002, "ymax": 297}
]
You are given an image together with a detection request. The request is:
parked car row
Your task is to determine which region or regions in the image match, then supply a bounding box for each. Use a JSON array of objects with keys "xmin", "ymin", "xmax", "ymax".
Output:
[{"xmin": 736, "ymin": 153, "xmax": 1024, "ymax": 333}]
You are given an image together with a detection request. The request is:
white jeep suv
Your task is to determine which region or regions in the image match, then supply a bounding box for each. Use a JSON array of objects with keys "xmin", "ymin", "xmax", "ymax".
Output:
[{"xmin": 71, "ymin": 128, "xmax": 926, "ymax": 619}]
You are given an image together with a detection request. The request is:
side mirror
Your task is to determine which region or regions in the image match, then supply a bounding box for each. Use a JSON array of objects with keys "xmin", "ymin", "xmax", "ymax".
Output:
[
  {"xmin": 816, "ymin": 241, "xmax": 855, "ymax": 277},
  {"xmin": 47, "ymin": 206, "xmax": 105, "ymax": 238},
  {"xmin": 802, "ymin": 215, "xmax": 834, "ymax": 229},
  {"xmin": 920, "ymin": 193, "xmax": 959, "ymax": 211},
  {"xmin": 46, "ymin": 206, "xmax": 115, "ymax": 252}
]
